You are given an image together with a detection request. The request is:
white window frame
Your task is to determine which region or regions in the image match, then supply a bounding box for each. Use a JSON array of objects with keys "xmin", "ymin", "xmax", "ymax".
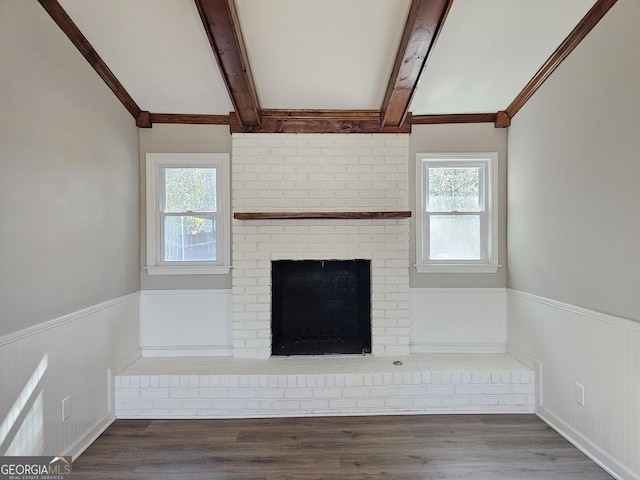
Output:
[
  {"xmin": 416, "ymin": 152, "xmax": 500, "ymax": 274},
  {"xmin": 145, "ymin": 153, "xmax": 230, "ymax": 275}
]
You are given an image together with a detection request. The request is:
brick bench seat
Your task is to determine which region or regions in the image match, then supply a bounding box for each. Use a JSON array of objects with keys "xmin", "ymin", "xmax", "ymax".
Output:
[{"xmin": 115, "ymin": 353, "xmax": 535, "ymax": 418}]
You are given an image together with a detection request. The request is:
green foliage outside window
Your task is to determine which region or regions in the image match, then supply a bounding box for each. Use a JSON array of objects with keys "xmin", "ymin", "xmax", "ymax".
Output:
[
  {"xmin": 164, "ymin": 167, "xmax": 216, "ymax": 234},
  {"xmin": 427, "ymin": 167, "xmax": 480, "ymax": 212},
  {"xmin": 163, "ymin": 167, "xmax": 217, "ymax": 261}
]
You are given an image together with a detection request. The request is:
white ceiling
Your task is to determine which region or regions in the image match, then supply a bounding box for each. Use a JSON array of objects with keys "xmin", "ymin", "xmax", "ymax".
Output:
[
  {"xmin": 235, "ymin": 0, "xmax": 412, "ymax": 110},
  {"xmin": 57, "ymin": 0, "xmax": 597, "ymax": 116},
  {"xmin": 59, "ymin": 0, "xmax": 234, "ymax": 114},
  {"xmin": 411, "ymin": 0, "xmax": 597, "ymax": 114}
]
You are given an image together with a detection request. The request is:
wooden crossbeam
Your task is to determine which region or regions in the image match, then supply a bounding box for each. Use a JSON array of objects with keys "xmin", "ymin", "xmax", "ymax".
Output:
[
  {"xmin": 229, "ymin": 111, "xmax": 411, "ymax": 134},
  {"xmin": 194, "ymin": 0, "xmax": 261, "ymax": 128},
  {"xmin": 149, "ymin": 113, "xmax": 230, "ymax": 125},
  {"xmin": 413, "ymin": 113, "xmax": 497, "ymax": 125},
  {"xmin": 380, "ymin": 0, "xmax": 453, "ymax": 129}
]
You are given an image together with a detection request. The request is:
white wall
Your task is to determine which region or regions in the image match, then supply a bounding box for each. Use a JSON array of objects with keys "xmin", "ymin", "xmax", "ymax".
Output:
[
  {"xmin": 507, "ymin": 0, "xmax": 640, "ymax": 321},
  {"xmin": 0, "ymin": 0, "xmax": 140, "ymax": 335},
  {"xmin": 507, "ymin": 1, "xmax": 640, "ymax": 478},
  {"xmin": 140, "ymin": 290, "xmax": 232, "ymax": 357},
  {"xmin": 411, "ymin": 288, "xmax": 506, "ymax": 353},
  {"xmin": 137, "ymin": 288, "xmax": 507, "ymax": 357},
  {"xmin": 0, "ymin": 0, "xmax": 140, "ymax": 458},
  {"xmin": 137, "ymin": 125, "xmax": 233, "ymax": 359},
  {"xmin": 407, "ymin": 125, "xmax": 509, "ymax": 355}
]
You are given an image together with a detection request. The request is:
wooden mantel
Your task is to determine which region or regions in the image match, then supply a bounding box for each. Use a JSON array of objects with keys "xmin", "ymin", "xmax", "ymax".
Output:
[{"xmin": 233, "ymin": 211, "xmax": 412, "ymax": 220}]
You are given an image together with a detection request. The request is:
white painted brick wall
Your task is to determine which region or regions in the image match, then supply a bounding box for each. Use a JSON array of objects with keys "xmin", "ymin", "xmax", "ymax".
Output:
[
  {"xmin": 231, "ymin": 134, "xmax": 410, "ymax": 358},
  {"xmin": 115, "ymin": 367, "xmax": 535, "ymax": 418},
  {"xmin": 233, "ymin": 134, "xmax": 408, "ymax": 212}
]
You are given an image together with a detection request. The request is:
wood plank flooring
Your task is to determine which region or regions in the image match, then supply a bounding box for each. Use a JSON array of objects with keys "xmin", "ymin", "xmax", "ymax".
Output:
[{"xmin": 72, "ymin": 415, "xmax": 612, "ymax": 480}]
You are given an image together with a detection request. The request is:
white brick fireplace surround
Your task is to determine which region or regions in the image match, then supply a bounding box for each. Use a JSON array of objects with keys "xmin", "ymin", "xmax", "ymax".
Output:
[{"xmin": 231, "ymin": 133, "xmax": 411, "ymax": 358}]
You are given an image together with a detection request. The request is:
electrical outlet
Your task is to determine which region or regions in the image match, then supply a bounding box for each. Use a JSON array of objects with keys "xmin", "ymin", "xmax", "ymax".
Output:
[
  {"xmin": 574, "ymin": 383, "xmax": 585, "ymax": 407},
  {"xmin": 62, "ymin": 396, "xmax": 72, "ymax": 421}
]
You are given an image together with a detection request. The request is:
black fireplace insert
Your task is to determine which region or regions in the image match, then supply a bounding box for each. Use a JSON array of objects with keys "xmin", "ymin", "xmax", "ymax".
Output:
[{"xmin": 271, "ymin": 259, "xmax": 371, "ymax": 355}]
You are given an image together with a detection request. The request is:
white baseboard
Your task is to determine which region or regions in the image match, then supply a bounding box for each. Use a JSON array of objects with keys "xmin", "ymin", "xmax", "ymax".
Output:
[
  {"xmin": 537, "ymin": 408, "xmax": 638, "ymax": 480},
  {"xmin": 63, "ymin": 414, "xmax": 115, "ymax": 461}
]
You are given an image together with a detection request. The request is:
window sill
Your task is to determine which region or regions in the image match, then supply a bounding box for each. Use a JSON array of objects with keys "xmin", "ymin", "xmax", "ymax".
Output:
[
  {"xmin": 415, "ymin": 264, "xmax": 501, "ymax": 274},
  {"xmin": 145, "ymin": 265, "xmax": 231, "ymax": 275}
]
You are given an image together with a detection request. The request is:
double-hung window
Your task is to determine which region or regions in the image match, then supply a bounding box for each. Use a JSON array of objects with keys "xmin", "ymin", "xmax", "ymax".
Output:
[
  {"xmin": 145, "ymin": 153, "xmax": 230, "ymax": 275},
  {"xmin": 416, "ymin": 153, "xmax": 499, "ymax": 273}
]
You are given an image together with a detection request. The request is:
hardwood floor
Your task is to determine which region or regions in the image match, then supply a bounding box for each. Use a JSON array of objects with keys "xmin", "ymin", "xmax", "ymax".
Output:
[{"xmin": 73, "ymin": 415, "xmax": 612, "ymax": 480}]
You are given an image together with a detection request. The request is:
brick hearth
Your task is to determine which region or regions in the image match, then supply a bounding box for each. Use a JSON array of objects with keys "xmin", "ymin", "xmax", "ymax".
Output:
[{"xmin": 115, "ymin": 353, "xmax": 535, "ymax": 418}]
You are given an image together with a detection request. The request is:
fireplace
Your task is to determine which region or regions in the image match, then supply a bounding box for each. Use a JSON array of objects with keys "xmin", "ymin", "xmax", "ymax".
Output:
[
  {"xmin": 231, "ymin": 133, "xmax": 410, "ymax": 358},
  {"xmin": 271, "ymin": 260, "xmax": 371, "ymax": 355}
]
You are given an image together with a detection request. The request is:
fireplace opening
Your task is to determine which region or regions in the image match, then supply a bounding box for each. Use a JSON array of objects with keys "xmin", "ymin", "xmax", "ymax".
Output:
[{"xmin": 271, "ymin": 260, "xmax": 371, "ymax": 356}]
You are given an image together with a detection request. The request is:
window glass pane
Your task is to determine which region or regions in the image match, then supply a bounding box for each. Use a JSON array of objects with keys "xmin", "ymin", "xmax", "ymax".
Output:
[
  {"xmin": 427, "ymin": 167, "xmax": 480, "ymax": 212},
  {"xmin": 164, "ymin": 216, "xmax": 216, "ymax": 262},
  {"xmin": 164, "ymin": 168, "xmax": 216, "ymax": 213},
  {"xmin": 429, "ymin": 215, "xmax": 480, "ymax": 260}
]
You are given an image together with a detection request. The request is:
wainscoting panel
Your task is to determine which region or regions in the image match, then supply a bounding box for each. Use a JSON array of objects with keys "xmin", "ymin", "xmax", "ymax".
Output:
[
  {"xmin": 140, "ymin": 290, "xmax": 233, "ymax": 357},
  {"xmin": 0, "ymin": 293, "xmax": 140, "ymax": 459},
  {"xmin": 507, "ymin": 289, "xmax": 640, "ymax": 480},
  {"xmin": 410, "ymin": 288, "xmax": 507, "ymax": 353}
]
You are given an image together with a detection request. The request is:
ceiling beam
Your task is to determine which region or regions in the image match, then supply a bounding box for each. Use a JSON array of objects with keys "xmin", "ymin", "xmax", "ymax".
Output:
[
  {"xmin": 494, "ymin": 111, "xmax": 511, "ymax": 128},
  {"xmin": 260, "ymin": 110, "xmax": 381, "ymax": 120},
  {"xmin": 38, "ymin": 0, "xmax": 148, "ymax": 126},
  {"xmin": 195, "ymin": 0, "xmax": 261, "ymax": 128},
  {"xmin": 149, "ymin": 113, "xmax": 230, "ymax": 125},
  {"xmin": 413, "ymin": 113, "xmax": 497, "ymax": 125},
  {"xmin": 380, "ymin": 0, "xmax": 453, "ymax": 129},
  {"xmin": 147, "ymin": 111, "xmax": 511, "ymax": 130},
  {"xmin": 505, "ymin": 0, "xmax": 618, "ymax": 119},
  {"xmin": 230, "ymin": 110, "xmax": 411, "ymax": 134}
]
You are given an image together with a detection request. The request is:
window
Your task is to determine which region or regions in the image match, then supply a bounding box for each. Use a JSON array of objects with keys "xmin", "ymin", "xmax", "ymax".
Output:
[
  {"xmin": 145, "ymin": 153, "xmax": 230, "ymax": 275},
  {"xmin": 416, "ymin": 153, "xmax": 499, "ymax": 273}
]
